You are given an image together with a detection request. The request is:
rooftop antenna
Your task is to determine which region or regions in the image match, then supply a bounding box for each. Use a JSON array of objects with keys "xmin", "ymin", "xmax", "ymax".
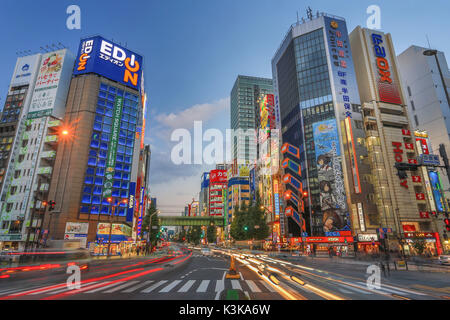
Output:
[
  {"xmin": 426, "ymin": 34, "xmax": 432, "ymax": 49},
  {"xmin": 306, "ymin": 6, "xmax": 313, "ymax": 20},
  {"xmin": 296, "ymin": 11, "xmax": 299, "ymax": 24}
]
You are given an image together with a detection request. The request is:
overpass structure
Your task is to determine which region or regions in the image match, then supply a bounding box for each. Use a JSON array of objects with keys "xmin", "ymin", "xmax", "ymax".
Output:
[{"xmin": 158, "ymin": 216, "xmax": 225, "ymax": 227}]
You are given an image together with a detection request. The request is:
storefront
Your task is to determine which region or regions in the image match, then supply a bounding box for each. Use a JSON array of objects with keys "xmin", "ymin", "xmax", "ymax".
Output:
[
  {"xmin": 91, "ymin": 223, "xmax": 134, "ymax": 256},
  {"xmin": 356, "ymin": 233, "xmax": 380, "ymax": 254},
  {"xmin": 403, "ymin": 232, "xmax": 441, "ymax": 256},
  {"xmin": 288, "ymin": 236, "xmax": 354, "ymax": 256}
]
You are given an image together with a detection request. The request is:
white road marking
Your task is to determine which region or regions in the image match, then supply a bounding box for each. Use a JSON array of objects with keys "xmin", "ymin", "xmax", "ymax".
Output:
[
  {"xmin": 43, "ymin": 282, "xmax": 99, "ymax": 295},
  {"xmin": 336, "ymin": 283, "xmax": 371, "ymax": 295},
  {"xmin": 197, "ymin": 280, "xmax": 210, "ymax": 293},
  {"xmin": 122, "ymin": 280, "xmax": 154, "ymax": 293},
  {"xmin": 245, "ymin": 280, "xmax": 261, "ymax": 293},
  {"xmin": 141, "ymin": 280, "xmax": 168, "ymax": 293},
  {"xmin": 104, "ymin": 281, "xmax": 140, "ymax": 293},
  {"xmin": 215, "ymin": 280, "xmax": 225, "ymax": 292},
  {"xmin": 85, "ymin": 281, "xmax": 123, "ymax": 293},
  {"xmin": 178, "ymin": 280, "xmax": 196, "ymax": 293},
  {"xmin": 159, "ymin": 280, "xmax": 182, "ymax": 293},
  {"xmin": 231, "ymin": 280, "xmax": 242, "ymax": 290}
]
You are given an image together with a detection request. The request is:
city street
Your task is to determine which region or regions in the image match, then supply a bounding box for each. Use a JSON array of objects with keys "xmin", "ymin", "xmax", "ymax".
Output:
[{"xmin": 0, "ymin": 244, "xmax": 448, "ymax": 300}]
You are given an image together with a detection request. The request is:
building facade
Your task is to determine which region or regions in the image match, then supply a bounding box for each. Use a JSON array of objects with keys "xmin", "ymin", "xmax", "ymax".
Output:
[
  {"xmin": 44, "ymin": 37, "xmax": 145, "ymax": 253},
  {"xmin": 398, "ymin": 46, "xmax": 450, "ymax": 200},
  {"xmin": 0, "ymin": 49, "xmax": 75, "ymax": 251},
  {"xmin": 350, "ymin": 27, "xmax": 443, "ymax": 255},
  {"xmin": 272, "ymin": 13, "xmax": 377, "ymax": 255},
  {"xmin": 231, "ymin": 75, "xmax": 273, "ymax": 164}
]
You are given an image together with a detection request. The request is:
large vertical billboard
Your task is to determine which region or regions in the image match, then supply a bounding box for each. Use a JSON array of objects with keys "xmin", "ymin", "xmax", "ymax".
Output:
[
  {"xmin": 209, "ymin": 170, "xmax": 227, "ymax": 216},
  {"xmin": 429, "ymin": 171, "xmax": 445, "ymax": 212},
  {"xmin": 73, "ymin": 36, "xmax": 143, "ymax": 91},
  {"xmin": 313, "ymin": 119, "xmax": 349, "ymax": 233},
  {"xmin": 365, "ymin": 30, "xmax": 402, "ymax": 105},
  {"xmin": 324, "ymin": 16, "xmax": 361, "ymax": 120},
  {"xmin": 28, "ymin": 49, "xmax": 74, "ymax": 119}
]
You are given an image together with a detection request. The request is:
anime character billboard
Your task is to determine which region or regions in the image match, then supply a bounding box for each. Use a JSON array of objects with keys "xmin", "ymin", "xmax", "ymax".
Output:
[{"xmin": 312, "ymin": 119, "xmax": 350, "ymax": 233}]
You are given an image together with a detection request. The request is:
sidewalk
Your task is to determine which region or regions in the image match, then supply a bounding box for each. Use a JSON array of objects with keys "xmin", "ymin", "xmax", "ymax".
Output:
[{"xmin": 271, "ymin": 253, "xmax": 450, "ymax": 273}]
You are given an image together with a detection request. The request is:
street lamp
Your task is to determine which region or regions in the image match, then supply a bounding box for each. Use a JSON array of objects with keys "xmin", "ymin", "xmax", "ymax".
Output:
[{"xmin": 106, "ymin": 197, "xmax": 128, "ymax": 258}]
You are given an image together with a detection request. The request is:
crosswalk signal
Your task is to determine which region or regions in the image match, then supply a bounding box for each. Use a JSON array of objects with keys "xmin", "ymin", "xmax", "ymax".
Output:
[{"xmin": 243, "ymin": 226, "xmax": 248, "ymax": 231}]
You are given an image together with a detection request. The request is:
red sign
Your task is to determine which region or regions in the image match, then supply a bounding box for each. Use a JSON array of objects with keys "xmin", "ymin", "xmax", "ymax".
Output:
[
  {"xmin": 412, "ymin": 176, "xmax": 422, "ymax": 183},
  {"xmin": 416, "ymin": 193, "xmax": 425, "ymax": 201},
  {"xmin": 416, "ymin": 138, "xmax": 430, "ymax": 155},
  {"xmin": 402, "ymin": 129, "xmax": 411, "ymax": 136},
  {"xmin": 405, "ymin": 143, "xmax": 414, "ymax": 150},
  {"xmin": 408, "ymin": 158, "xmax": 418, "ymax": 164},
  {"xmin": 392, "ymin": 142, "xmax": 403, "ymax": 162},
  {"xmin": 404, "ymin": 232, "xmax": 435, "ymax": 238},
  {"xmin": 209, "ymin": 170, "xmax": 227, "ymax": 184},
  {"xmin": 305, "ymin": 237, "xmax": 354, "ymax": 243},
  {"xmin": 419, "ymin": 211, "xmax": 430, "ymax": 219}
]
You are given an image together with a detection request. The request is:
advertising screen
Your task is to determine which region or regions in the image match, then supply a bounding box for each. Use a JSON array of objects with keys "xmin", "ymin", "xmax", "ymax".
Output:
[
  {"xmin": 127, "ymin": 182, "xmax": 136, "ymax": 222},
  {"xmin": 28, "ymin": 49, "xmax": 74, "ymax": 119},
  {"xmin": 73, "ymin": 36, "xmax": 143, "ymax": 90},
  {"xmin": 313, "ymin": 119, "xmax": 349, "ymax": 232},
  {"xmin": 429, "ymin": 171, "xmax": 445, "ymax": 212}
]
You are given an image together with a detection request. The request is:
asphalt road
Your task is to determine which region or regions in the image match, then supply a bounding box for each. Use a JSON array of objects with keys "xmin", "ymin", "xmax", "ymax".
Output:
[{"xmin": 0, "ymin": 245, "xmax": 448, "ymax": 300}]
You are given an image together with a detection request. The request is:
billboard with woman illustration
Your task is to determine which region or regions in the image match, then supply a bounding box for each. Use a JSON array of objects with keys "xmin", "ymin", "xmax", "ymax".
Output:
[{"xmin": 312, "ymin": 119, "xmax": 350, "ymax": 233}]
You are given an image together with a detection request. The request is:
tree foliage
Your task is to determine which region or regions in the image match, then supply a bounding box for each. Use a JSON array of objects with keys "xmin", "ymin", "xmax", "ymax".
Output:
[
  {"xmin": 141, "ymin": 202, "xmax": 159, "ymax": 247},
  {"xmin": 207, "ymin": 222, "xmax": 217, "ymax": 244},
  {"xmin": 230, "ymin": 196, "xmax": 270, "ymax": 241},
  {"xmin": 187, "ymin": 226, "xmax": 202, "ymax": 245}
]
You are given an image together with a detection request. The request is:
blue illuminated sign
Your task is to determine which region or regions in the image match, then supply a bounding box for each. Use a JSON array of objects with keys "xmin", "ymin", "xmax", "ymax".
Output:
[
  {"xmin": 126, "ymin": 182, "xmax": 136, "ymax": 222},
  {"xmin": 73, "ymin": 36, "xmax": 143, "ymax": 90}
]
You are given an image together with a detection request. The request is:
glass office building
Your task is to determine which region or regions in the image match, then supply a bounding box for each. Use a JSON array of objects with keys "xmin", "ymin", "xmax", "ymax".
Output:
[{"xmin": 272, "ymin": 13, "xmax": 377, "ymax": 254}]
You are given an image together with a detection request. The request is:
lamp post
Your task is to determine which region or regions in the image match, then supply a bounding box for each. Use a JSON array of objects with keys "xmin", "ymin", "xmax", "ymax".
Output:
[{"xmin": 106, "ymin": 197, "xmax": 128, "ymax": 258}]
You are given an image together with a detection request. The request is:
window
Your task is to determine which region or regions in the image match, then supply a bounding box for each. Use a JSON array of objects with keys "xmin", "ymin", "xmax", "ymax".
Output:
[
  {"xmin": 410, "ymin": 100, "xmax": 415, "ymax": 111},
  {"xmin": 414, "ymin": 115, "xmax": 419, "ymax": 126},
  {"xmin": 407, "ymin": 86, "xmax": 412, "ymax": 96}
]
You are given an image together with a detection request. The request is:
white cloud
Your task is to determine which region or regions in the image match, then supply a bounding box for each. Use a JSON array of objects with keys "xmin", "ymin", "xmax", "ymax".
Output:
[{"xmin": 155, "ymin": 97, "xmax": 229, "ymax": 129}]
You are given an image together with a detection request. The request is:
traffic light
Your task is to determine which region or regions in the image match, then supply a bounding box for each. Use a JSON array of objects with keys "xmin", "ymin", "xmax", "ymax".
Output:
[
  {"xmin": 48, "ymin": 201, "xmax": 56, "ymax": 211},
  {"xmin": 243, "ymin": 226, "xmax": 249, "ymax": 231},
  {"xmin": 444, "ymin": 217, "xmax": 450, "ymax": 232}
]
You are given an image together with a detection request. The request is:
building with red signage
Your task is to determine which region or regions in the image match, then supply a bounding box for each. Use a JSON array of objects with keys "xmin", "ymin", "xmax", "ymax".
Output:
[
  {"xmin": 208, "ymin": 169, "xmax": 227, "ymax": 216},
  {"xmin": 350, "ymin": 27, "xmax": 443, "ymax": 255}
]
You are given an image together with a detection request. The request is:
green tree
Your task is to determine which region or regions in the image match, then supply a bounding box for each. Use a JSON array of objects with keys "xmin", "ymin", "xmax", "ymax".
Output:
[
  {"xmin": 230, "ymin": 200, "xmax": 270, "ymax": 241},
  {"xmin": 412, "ymin": 239, "xmax": 426, "ymax": 255},
  {"xmin": 187, "ymin": 226, "xmax": 202, "ymax": 245},
  {"xmin": 207, "ymin": 222, "xmax": 217, "ymax": 244},
  {"xmin": 230, "ymin": 204, "xmax": 248, "ymax": 240},
  {"xmin": 142, "ymin": 203, "xmax": 159, "ymax": 249}
]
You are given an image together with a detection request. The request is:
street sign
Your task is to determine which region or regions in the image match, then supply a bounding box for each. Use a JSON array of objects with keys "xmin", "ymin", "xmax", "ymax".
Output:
[{"xmin": 419, "ymin": 154, "xmax": 440, "ymax": 166}]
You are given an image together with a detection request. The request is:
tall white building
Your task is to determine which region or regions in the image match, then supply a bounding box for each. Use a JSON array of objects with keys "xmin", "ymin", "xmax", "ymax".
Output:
[{"xmin": 398, "ymin": 46, "xmax": 450, "ymax": 198}]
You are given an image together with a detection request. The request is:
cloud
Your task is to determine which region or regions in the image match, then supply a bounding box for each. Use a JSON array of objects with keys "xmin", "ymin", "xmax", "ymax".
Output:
[{"xmin": 155, "ymin": 97, "xmax": 229, "ymax": 129}]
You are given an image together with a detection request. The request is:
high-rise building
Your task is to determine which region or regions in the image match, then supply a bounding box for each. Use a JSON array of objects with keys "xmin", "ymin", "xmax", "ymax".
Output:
[
  {"xmin": 44, "ymin": 36, "xmax": 145, "ymax": 251},
  {"xmin": 231, "ymin": 75, "xmax": 273, "ymax": 164},
  {"xmin": 350, "ymin": 27, "xmax": 443, "ymax": 255},
  {"xmin": 208, "ymin": 169, "xmax": 227, "ymax": 216},
  {"xmin": 398, "ymin": 46, "xmax": 450, "ymax": 199},
  {"xmin": 199, "ymin": 172, "xmax": 209, "ymax": 216},
  {"xmin": 0, "ymin": 54, "xmax": 41, "ymax": 198},
  {"xmin": 0, "ymin": 49, "xmax": 75, "ymax": 251},
  {"xmin": 272, "ymin": 13, "xmax": 377, "ymax": 255}
]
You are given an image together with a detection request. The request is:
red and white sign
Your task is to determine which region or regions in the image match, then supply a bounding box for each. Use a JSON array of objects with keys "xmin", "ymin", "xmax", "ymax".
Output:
[
  {"xmin": 412, "ymin": 175, "xmax": 422, "ymax": 183},
  {"xmin": 416, "ymin": 138, "xmax": 430, "ymax": 155},
  {"xmin": 416, "ymin": 193, "xmax": 425, "ymax": 200},
  {"xmin": 419, "ymin": 211, "xmax": 430, "ymax": 219},
  {"xmin": 209, "ymin": 170, "xmax": 227, "ymax": 183}
]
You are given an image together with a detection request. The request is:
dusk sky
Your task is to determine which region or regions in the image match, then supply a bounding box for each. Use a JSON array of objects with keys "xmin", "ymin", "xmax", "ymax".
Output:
[{"xmin": 1, "ymin": 0, "xmax": 449, "ymax": 215}]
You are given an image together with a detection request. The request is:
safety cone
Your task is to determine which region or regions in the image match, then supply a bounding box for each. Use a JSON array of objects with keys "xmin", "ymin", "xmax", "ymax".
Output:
[{"xmin": 225, "ymin": 255, "xmax": 241, "ymax": 279}]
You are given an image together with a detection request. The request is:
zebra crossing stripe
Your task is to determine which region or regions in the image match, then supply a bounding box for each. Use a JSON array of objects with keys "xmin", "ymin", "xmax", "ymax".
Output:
[
  {"xmin": 231, "ymin": 280, "xmax": 242, "ymax": 290},
  {"xmin": 245, "ymin": 280, "xmax": 261, "ymax": 293},
  {"xmin": 258, "ymin": 280, "xmax": 277, "ymax": 293},
  {"xmin": 141, "ymin": 280, "xmax": 168, "ymax": 293},
  {"xmin": 104, "ymin": 281, "xmax": 140, "ymax": 293},
  {"xmin": 122, "ymin": 280, "xmax": 154, "ymax": 293},
  {"xmin": 215, "ymin": 280, "xmax": 225, "ymax": 292},
  {"xmin": 178, "ymin": 280, "xmax": 196, "ymax": 293},
  {"xmin": 197, "ymin": 280, "xmax": 210, "ymax": 293},
  {"xmin": 159, "ymin": 280, "xmax": 182, "ymax": 293},
  {"xmin": 336, "ymin": 283, "xmax": 371, "ymax": 295},
  {"xmin": 44, "ymin": 282, "xmax": 99, "ymax": 295},
  {"xmin": 356, "ymin": 282, "xmax": 420, "ymax": 295},
  {"xmin": 85, "ymin": 281, "xmax": 122, "ymax": 293}
]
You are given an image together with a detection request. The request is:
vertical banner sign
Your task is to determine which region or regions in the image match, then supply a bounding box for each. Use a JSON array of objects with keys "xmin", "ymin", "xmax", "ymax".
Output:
[
  {"xmin": 103, "ymin": 96, "xmax": 124, "ymax": 197},
  {"xmin": 126, "ymin": 182, "xmax": 136, "ymax": 222},
  {"xmin": 313, "ymin": 119, "xmax": 349, "ymax": 232}
]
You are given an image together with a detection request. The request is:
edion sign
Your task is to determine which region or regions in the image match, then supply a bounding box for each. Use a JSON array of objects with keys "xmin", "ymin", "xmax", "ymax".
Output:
[{"xmin": 73, "ymin": 36, "xmax": 143, "ymax": 90}]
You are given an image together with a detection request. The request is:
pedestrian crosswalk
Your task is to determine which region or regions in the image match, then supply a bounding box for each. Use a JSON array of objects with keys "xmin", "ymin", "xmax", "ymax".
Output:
[
  {"xmin": 192, "ymin": 254, "xmax": 224, "ymax": 258},
  {"xmin": 4, "ymin": 279, "xmax": 280, "ymax": 297}
]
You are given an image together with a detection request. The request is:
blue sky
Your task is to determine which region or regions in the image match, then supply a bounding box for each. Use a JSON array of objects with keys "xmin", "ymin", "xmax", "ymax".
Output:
[{"xmin": 0, "ymin": 0, "xmax": 449, "ymax": 215}]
